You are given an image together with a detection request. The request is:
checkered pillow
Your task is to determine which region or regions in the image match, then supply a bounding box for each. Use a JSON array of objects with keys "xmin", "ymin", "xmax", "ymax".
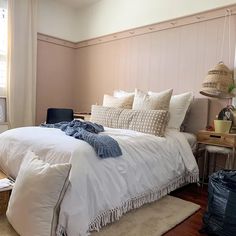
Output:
[{"xmin": 91, "ymin": 105, "xmax": 169, "ymax": 136}]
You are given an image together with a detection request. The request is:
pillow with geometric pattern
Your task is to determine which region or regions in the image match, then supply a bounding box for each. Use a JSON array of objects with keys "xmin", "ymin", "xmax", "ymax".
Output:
[{"xmin": 91, "ymin": 105, "xmax": 169, "ymax": 137}]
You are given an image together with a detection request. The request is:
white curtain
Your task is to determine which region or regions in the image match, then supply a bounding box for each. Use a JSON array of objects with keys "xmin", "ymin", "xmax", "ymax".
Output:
[
  {"xmin": 0, "ymin": 0, "xmax": 7, "ymax": 97},
  {"xmin": 7, "ymin": 0, "xmax": 38, "ymax": 128}
]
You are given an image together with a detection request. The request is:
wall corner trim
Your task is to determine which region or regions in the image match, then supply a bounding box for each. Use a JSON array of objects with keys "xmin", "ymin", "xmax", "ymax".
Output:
[{"xmin": 37, "ymin": 33, "xmax": 77, "ymax": 49}]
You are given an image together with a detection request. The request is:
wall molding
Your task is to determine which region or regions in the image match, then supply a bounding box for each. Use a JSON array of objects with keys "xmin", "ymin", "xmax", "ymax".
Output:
[
  {"xmin": 38, "ymin": 3, "xmax": 236, "ymax": 49},
  {"xmin": 37, "ymin": 33, "xmax": 77, "ymax": 49}
]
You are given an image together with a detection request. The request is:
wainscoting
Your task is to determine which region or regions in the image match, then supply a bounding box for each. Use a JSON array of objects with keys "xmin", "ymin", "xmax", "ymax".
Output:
[
  {"xmin": 74, "ymin": 14, "xmax": 236, "ymax": 123},
  {"xmin": 36, "ymin": 4, "xmax": 236, "ymax": 124},
  {"xmin": 36, "ymin": 40, "xmax": 76, "ymax": 124}
]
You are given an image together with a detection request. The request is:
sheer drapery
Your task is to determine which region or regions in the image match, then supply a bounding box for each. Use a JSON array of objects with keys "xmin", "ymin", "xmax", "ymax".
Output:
[
  {"xmin": 0, "ymin": 0, "xmax": 7, "ymax": 96},
  {"xmin": 7, "ymin": 0, "xmax": 38, "ymax": 128}
]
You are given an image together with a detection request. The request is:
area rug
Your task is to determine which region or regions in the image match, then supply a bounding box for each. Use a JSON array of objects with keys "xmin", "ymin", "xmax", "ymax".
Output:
[
  {"xmin": 0, "ymin": 215, "xmax": 18, "ymax": 236},
  {"xmin": 0, "ymin": 195, "xmax": 200, "ymax": 236}
]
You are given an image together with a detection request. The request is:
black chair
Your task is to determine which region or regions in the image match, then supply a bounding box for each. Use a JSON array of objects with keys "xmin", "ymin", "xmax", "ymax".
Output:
[{"xmin": 46, "ymin": 108, "xmax": 74, "ymax": 124}]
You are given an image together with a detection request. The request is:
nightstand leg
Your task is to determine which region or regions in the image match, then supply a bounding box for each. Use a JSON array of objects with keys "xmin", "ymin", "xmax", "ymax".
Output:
[
  {"xmin": 195, "ymin": 143, "xmax": 199, "ymax": 165},
  {"xmin": 195, "ymin": 143, "xmax": 201, "ymax": 187},
  {"xmin": 232, "ymin": 147, "xmax": 235, "ymax": 169},
  {"xmin": 202, "ymin": 149, "xmax": 208, "ymax": 187},
  {"xmin": 225, "ymin": 153, "xmax": 230, "ymax": 169},
  {"xmin": 213, "ymin": 153, "xmax": 217, "ymax": 172}
]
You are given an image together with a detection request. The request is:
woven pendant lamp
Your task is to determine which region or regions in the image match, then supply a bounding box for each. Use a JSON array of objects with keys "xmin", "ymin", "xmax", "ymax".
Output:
[
  {"xmin": 200, "ymin": 9, "xmax": 235, "ymax": 99},
  {"xmin": 200, "ymin": 61, "xmax": 234, "ymax": 98}
]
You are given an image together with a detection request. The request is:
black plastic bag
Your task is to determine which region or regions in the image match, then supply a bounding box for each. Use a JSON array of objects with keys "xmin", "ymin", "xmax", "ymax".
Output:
[{"xmin": 201, "ymin": 170, "xmax": 236, "ymax": 236}]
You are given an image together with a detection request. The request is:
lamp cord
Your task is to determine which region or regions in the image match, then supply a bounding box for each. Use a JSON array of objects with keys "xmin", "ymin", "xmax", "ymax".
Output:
[
  {"xmin": 220, "ymin": 9, "xmax": 231, "ymax": 64},
  {"xmin": 228, "ymin": 9, "xmax": 231, "ymax": 65}
]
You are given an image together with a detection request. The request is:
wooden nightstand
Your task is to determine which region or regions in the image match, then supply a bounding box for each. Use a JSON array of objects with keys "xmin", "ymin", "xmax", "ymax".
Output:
[
  {"xmin": 197, "ymin": 130, "xmax": 236, "ymax": 184},
  {"xmin": 0, "ymin": 170, "xmax": 13, "ymax": 215},
  {"xmin": 74, "ymin": 113, "xmax": 91, "ymax": 121},
  {"xmin": 197, "ymin": 130, "xmax": 236, "ymax": 149},
  {"xmin": 197, "ymin": 130, "xmax": 236, "ymax": 161}
]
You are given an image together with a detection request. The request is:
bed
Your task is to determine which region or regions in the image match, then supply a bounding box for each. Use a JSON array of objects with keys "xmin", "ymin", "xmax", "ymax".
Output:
[{"xmin": 0, "ymin": 98, "xmax": 208, "ymax": 236}]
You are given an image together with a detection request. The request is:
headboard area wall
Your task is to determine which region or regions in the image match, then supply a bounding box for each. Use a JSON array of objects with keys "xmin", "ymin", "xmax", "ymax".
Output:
[
  {"xmin": 36, "ymin": 5, "xmax": 236, "ymax": 125},
  {"xmin": 73, "ymin": 5, "xmax": 236, "ymax": 125}
]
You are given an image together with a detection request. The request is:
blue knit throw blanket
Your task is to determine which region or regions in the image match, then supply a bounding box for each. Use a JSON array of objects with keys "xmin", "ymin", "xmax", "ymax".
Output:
[{"xmin": 41, "ymin": 120, "xmax": 122, "ymax": 158}]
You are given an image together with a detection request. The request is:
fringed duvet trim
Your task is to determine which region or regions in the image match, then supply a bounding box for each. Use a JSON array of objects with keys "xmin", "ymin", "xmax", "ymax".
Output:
[
  {"xmin": 56, "ymin": 172, "xmax": 199, "ymax": 236},
  {"xmin": 88, "ymin": 172, "xmax": 199, "ymax": 232}
]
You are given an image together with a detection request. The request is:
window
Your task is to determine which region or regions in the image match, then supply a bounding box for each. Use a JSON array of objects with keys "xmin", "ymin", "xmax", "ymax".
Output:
[{"xmin": 0, "ymin": 0, "xmax": 7, "ymax": 94}]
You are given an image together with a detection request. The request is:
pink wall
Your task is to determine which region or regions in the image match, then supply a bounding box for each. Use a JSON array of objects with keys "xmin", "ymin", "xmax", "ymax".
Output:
[
  {"xmin": 74, "ymin": 16, "xmax": 236, "ymax": 124},
  {"xmin": 36, "ymin": 7, "xmax": 236, "ymax": 126},
  {"xmin": 36, "ymin": 40, "xmax": 76, "ymax": 124}
]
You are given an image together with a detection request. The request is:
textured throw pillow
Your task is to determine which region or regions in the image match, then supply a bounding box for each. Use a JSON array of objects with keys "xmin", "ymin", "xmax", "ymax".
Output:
[
  {"xmin": 91, "ymin": 105, "xmax": 169, "ymax": 136},
  {"xmin": 167, "ymin": 92, "xmax": 194, "ymax": 130},
  {"xmin": 103, "ymin": 94, "xmax": 134, "ymax": 109},
  {"xmin": 133, "ymin": 88, "xmax": 173, "ymax": 110},
  {"xmin": 7, "ymin": 151, "xmax": 71, "ymax": 236},
  {"xmin": 91, "ymin": 105, "xmax": 124, "ymax": 130},
  {"xmin": 113, "ymin": 90, "xmax": 134, "ymax": 98}
]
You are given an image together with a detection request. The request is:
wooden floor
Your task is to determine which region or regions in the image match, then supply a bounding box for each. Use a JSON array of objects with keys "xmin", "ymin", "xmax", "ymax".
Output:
[{"xmin": 164, "ymin": 184, "xmax": 208, "ymax": 236}]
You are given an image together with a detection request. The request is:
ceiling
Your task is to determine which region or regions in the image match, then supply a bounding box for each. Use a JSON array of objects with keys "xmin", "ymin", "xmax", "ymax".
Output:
[{"xmin": 55, "ymin": 0, "xmax": 101, "ymax": 9}]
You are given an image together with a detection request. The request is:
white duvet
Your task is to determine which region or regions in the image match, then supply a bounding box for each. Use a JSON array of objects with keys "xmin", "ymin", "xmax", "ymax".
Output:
[{"xmin": 0, "ymin": 127, "xmax": 198, "ymax": 236}]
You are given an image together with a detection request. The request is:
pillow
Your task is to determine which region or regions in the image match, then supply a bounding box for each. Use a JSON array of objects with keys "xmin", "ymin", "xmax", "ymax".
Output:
[
  {"xmin": 167, "ymin": 92, "xmax": 194, "ymax": 130},
  {"xmin": 91, "ymin": 105, "xmax": 124, "ymax": 128},
  {"xmin": 103, "ymin": 94, "xmax": 134, "ymax": 109},
  {"xmin": 7, "ymin": 151, "xmax": 71, "ymax": 236},
  {"xmin": 113, "ymin": 90, "xmax": 134, "ymax": 98},
  {"xmin": 91, "ymin": 105, "xmax": 169, "ymax": 136},
  {"xmin": 133, "ymin": 88, "xmax": 173, "ymax": 110},
  {"xmin": 180, "ymin": 98, "xmax": 194, "ymax": 132}
]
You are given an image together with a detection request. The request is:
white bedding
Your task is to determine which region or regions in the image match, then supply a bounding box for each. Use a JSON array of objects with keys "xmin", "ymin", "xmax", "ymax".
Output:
[
  {"xmin": 182, "ymin": 132, "xmax": 197, "ymax": 153},
  {"xmin": 0, "ymin": 127, "xmax": 198, "ymax": 236}
]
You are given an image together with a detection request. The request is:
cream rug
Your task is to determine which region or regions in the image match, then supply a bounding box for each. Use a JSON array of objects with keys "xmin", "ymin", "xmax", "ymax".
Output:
[{"xmin": 0, "ymin": 195, "xmax": 200, "ymax": 236}]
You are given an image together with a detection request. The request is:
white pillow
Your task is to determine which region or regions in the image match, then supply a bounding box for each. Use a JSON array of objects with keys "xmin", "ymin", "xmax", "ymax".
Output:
[
  {"xmin": 103, "ymin": 94, "xmax": 134, "ymax": 109},
  {"xmin": 7, "ymin": 151, "xmax": 71, "ymax": 236},
  {"xmin": 113, "ymin": 90, "xmax": 134, "ymax": 98},
  {"xmin": 133, "ymin": 88, "xmax": 173, "ymax": 110},
  {"xmin": 167, "ymin": 92, "xmax": 194, "ymax": 130}
]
